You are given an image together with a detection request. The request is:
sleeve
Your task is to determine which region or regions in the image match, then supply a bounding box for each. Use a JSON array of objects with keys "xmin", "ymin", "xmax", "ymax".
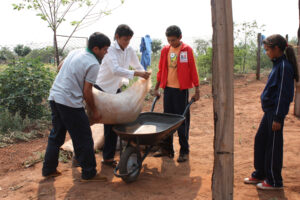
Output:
[
  {"xmin": 108, "ymin": 51, "xmax": 135, "ymax": 79},
  {"xmin": 129, "ymin": 48, "xmax": 145, "ymax": 71},
  {"xmin": 188, "ymin": 47, "xmax": 200, "ymax": 87},
  {"xmin": 156, "ymin": 48, "xmax": 165, "ymax": 82},
  {"xmin": 85, "ymin": 64, "xmax": 100, "ymax": 84},
  {"xmin": 273, "ymin": 62, "xmax": 294, "ymax": 123}
]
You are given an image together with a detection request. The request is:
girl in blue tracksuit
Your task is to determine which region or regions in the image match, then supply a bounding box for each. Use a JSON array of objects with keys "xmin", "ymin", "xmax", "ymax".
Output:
[{"xmin": 244, "ymin": 34, "xmax": 299, "ymax": 190}]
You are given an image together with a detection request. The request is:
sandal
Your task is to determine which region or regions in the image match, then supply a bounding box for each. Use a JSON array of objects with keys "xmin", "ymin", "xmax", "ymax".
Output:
[{"xmin": 101, "ymin": 160, "xmax": 118, "ymax": 168}]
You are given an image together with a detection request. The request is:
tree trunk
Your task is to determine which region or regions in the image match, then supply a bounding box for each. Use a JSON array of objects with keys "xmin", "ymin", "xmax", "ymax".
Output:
[
  {"xmin": 53, "ymin": 30, "xmax": 60, "ymax": 67},
  {"xmin": 211, "ymin": 0, "xmax": 234, "ymax": 200},
  {"xmin": 295, "ymin": 0, "xmax": 300, "ymax": 116},
  {"xmin": 256, "ymin": 33, "xmax": 261, "ymax": 80}
]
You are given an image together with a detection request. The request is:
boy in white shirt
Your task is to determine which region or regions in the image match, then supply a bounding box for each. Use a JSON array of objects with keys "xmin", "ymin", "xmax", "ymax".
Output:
[{"xmin": 95, "ymin": 24, "xmax": 150, "ymax": 167}]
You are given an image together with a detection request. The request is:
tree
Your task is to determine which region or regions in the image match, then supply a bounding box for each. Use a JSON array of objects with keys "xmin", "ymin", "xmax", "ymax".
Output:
[
  {"xmin": 151, "ymin": 39, "xmax": 162, "ymax": 55},
  {"xmin": 234, "ymin": 21, "xmax": 265, "ymax": 73},
  {"xmin": 194, "ymin": 39, "xmax": 211, "ymax": 55},
  {"xmin": 13, "ymin": 0, "xmax": 124, "ymax": 66},
  {"xmin": 0, "ymin": 47, "xmax": 15, "ymax": 63},
  {"xmin": 14, "ymin": 44, "xmax": 32, "ymax": 57}
]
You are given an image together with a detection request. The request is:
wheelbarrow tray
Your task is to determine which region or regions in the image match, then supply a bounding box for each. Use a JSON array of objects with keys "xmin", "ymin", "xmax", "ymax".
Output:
[{"xmin": 112, "ymin": 112, "xmax": 185, "ymax": 145}]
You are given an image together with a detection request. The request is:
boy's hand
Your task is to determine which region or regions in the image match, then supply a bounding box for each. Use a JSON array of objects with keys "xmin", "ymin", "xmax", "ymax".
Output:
[
  {"xmin": 154, "ymin": 89, "xmax": 161, "ymax": 97},
  {"xmin": 135, "ymin": 71, "xmax": 151, "ymax": 79},
  {"xmin": 191, "ymin": 88, "xmax": 200, "ymax": 101},
  {"xmin": 272, "ymin": 121, "xmax": 281, "ymax": 131}
]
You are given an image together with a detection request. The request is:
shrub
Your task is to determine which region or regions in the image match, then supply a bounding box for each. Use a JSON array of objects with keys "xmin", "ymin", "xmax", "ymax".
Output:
[{"xmin": 0, "ymin": 58, "xmax": 55, "ymax": 119}]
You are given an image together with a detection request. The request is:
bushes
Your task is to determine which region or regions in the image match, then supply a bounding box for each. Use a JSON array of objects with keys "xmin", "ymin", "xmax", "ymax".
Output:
[{"xmin": 0, "ymin": 58, "xmax": 55, "ymax": 119}]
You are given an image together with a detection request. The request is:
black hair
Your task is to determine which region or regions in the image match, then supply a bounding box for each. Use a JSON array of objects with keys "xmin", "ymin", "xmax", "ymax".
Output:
[
  {"xmin": 114, "ymin": 24, "xmax": 134, "ymax": 39},
  {"xmin": 88, "ymin": 32, "xmax": 111, "ymax": 50},
  {"xmin": 165, "ymin": 25, "xmax": 182, "ymax": 38},
  {"xmin": 263, "ymin": 34, "xmax": 299, "ymax": 82}
]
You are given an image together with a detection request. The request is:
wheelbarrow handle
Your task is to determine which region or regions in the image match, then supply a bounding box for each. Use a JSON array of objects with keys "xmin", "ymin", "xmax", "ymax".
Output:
[
  {"xmin": 150, "ymin": 96, "xmax": 160, "ymax": 112},
  {"xmin": 182, "ymin": 98, "xmax": 195, "ymax": 117}
]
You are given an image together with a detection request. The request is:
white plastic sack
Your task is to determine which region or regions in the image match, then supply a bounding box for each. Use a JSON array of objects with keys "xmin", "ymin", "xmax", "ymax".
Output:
[
  {"xmin": 61, "ymin": 124, "xmax": 104, "ymax": 152},
  {"xmin": 88, "ymin": 77, "xmax": 151, "ymax": 125}
]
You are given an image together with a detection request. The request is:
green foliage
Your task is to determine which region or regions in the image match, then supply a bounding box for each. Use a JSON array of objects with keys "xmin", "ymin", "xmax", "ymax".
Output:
[
  {"xmin": 234, "ymin": 20, "xmax": 265, "ymax": 73},
  {"xmin": 194, "ymin": 39, "xmax": 211, "ymax": 55},
  {"xmin": 152, "ymin": 39, "xmax": 162, "ymax": 55},
  {"xmin": 26, "ymin": 46, "xmax": 65, "ymax": 64},
  {"xmin": 14, "ymin": 44, "xmax": 32, "ymax": 57},
  {"xmin": 0, "ymin": 47, "xmax": 15, "ymax": 63},
  {"xmin": 196, "ymin": 47, "xmax": 212, "ymax": 79},
  {"xmin": 59, "ymin": 150, "xmax": 73, "ymax": 163},
  {"xmin": 0, "ymin": 58, "xmax": 55, "ymax": 119},
  {"xmin": 0, "ymin": 109, "xmax": 31, "ymax": 133}
]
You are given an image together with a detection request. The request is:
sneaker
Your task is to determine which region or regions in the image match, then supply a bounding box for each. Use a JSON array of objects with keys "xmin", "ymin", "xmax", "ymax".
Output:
[
  {"xmin": 244, "ymin": 177, "xmax": 264, "ymax": 184},
  {"xmin": 101, "ymin": 160, "xmax": 118, "ymax": 168},
  {"xmin": 80, "ymin": 174, "xmax": 107, "ymax": 182},
  {"xmin": 177, "ymin": 154, "xmax": 189, "ymax": 163},
  {"xmin": 43, "ymin": 170, "xmax": 62, "ymax": 178},
  {"xmin": 256, "ymin": 181, "xmax": 283, "ymax": 190}
]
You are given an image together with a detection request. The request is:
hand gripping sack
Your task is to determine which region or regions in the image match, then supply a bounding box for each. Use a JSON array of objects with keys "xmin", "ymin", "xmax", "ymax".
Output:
[{"xmin": 88, "ymin": 77, "xmax": 151, "ymax": 125}]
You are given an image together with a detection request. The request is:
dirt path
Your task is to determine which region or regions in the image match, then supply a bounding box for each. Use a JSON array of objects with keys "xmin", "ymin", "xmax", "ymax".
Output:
[{"xmin": 0, "ymin": 74, "xmax": 299, "ymax": 200}]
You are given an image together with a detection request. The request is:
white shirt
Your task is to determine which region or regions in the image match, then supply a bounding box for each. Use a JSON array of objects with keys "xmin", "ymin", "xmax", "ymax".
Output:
[
  {"xmin": 95, "ymin": 41, "xmax": 145, "ymax": 94},
  {"xmin": 48, "ymin": 49, "xmax": 99, "ymax": 108}
]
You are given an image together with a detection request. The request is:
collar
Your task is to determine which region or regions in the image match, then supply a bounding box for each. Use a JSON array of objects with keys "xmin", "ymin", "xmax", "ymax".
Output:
[
  {"xmin": 114, "ymin": 41, "xmax": 128, "ymax": 51},
  {"xmin": 166, "ymin": 42, "xmax": 187, "ymax": 51},
  {"xmin": 86, "ymin": 47, "xmax": 97, "ymax": 58},
  {"xmin": 272, "ymin": 55, "xmax": 285, "ymax": 65}
]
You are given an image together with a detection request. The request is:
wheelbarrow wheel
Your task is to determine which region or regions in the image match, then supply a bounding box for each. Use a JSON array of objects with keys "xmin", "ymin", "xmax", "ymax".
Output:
[{"xmin": 119, "ymin": 146, "xmax": 141, "ymax": 183}]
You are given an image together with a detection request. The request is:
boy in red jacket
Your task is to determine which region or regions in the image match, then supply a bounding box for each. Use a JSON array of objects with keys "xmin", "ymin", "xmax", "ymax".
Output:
[{"xmin": 154, "ymin": 25, "xmax": 200, "ymax": 162}]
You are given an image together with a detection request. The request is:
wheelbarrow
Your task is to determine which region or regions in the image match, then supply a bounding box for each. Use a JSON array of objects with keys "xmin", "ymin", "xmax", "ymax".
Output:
[{"xmin": 112, "ymin": 96, "xmax": 195, "ymax": 183}]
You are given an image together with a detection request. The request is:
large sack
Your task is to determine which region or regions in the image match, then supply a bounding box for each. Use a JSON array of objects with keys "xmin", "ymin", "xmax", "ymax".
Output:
[
  {"xmin": 88, "ymin": 77, "xmax": 151, "ymax": 125},
  {"xmin": 61, "ymin": 124, "xmax": 104, "ymax": 152}
]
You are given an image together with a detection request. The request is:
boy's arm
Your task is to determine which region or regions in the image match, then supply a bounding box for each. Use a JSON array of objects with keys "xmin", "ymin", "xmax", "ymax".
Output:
[
  {"xmin": 188, "ymin": 47, "xmax": 200, "ymax": 101},
  {"xmin": 154, "ymin": 81, "xmax": 161, "ymax": 97},
  {"xmin": 83, "ymin": 81, "xmax": 101, "ymax": 123},
  {"xmin": 154, "ymin": 48, "xmax": 165, "ymax": 97},
  {"xmin": 191, "ymin": 86, "xmax": 200, "ymax": 101},
  {"xmin": 129, "ymin": 48, "xmax": 151, "ymax": 79}
]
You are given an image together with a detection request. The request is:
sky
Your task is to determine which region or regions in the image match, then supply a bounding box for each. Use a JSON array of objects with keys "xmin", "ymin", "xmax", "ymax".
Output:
[{"xmin": 0, "ymin": 0, "xmax": 298, "ymax": 50}]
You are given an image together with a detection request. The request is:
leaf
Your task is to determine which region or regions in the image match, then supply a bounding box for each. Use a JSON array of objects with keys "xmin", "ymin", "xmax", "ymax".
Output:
[{"xmin": 71, "ymin": 21, "xmax": 80, "ymax": 26}]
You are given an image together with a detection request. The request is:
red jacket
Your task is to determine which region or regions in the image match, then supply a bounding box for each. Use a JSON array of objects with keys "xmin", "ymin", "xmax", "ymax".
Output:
[{"xmin": 157, "ymin": 43, "xmax": 199, "ymax": 90}]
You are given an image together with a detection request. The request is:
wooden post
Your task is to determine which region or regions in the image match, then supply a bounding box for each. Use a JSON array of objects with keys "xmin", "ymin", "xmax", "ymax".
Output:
[
  {"xmin": 256, "ymin": 33, "xmax": 261, "ymax": 80},
  {"xmin": 211, "ymin": 0, "xmax": 234, "ymax": 200},
  {"xmin": 294, "ymin": 0, "xmax": 300, "ymax": 116}
]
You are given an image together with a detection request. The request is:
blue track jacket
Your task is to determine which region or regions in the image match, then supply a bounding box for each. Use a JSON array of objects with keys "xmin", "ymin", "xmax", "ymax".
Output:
[
  {"xmin": 261, "ymin": 55, "xmax": 295, "ymax": 123},
  {"xmin": 140, "ymin": 35, "xmax": 152, "ymax": 69}
]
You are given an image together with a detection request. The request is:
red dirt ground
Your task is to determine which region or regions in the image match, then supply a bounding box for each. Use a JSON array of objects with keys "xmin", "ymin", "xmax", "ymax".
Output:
[{"xmin": 0, "ymin": 74, "xmax": 299, "ymax": 200}]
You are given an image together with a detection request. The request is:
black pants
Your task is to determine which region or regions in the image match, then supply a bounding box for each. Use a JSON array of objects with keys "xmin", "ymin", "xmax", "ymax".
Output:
[
  {"xmin": 94, "ymin": 84, "xmax": 120, "ymax": 160},
  {"xmin": 252, "ymin": 112, "xmax": 284, "ymax": 187},
  {"xmin": 42, "ymin": 101, "xmax": 96, "ymax": 179},
  {"xmin": 161, "ymin": 87, "xmax": 190, "ymax": 155}
]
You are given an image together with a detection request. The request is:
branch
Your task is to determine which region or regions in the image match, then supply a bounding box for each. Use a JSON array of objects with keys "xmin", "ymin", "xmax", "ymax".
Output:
[
  {"xmin": 56, "ymin": 2, "xmax": 74, "ymax": 28},
  {"xmin": 48, "ymin": 0, "xmax": 55, "ymax": 28},
  {"xmin": 36, "ymin": 0, "xmax": 54, "ymax": 29},
  {"xmin": 60, "ymin": 0, "xmax": 100, "ymax": 52}
]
